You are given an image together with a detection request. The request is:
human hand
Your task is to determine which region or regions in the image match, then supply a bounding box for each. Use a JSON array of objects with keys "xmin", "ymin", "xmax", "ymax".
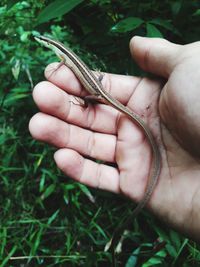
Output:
[{"xmin": 29, "ymin": 36, "xmax": 200, "ymax": 242}]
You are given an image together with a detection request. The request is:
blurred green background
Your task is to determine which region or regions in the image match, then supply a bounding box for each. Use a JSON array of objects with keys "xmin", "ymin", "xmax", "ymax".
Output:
[{"xmin": 1, "ymin": 0, "xmax": 200, "ymax": 266}]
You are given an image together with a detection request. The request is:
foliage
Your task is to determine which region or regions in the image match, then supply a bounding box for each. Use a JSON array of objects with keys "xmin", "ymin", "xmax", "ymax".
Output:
[{"xmin": 0, "ymin": 0, "xmax": 200, "ymax": 266}]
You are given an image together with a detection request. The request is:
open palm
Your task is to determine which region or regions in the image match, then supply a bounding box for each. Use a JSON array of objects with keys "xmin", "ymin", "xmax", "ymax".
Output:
[{"xmin": 29, "ymin": 37, "xmax": 200, "ymax": 242}]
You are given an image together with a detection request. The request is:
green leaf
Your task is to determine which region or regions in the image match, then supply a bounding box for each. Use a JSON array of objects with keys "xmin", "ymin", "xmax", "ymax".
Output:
[
  {"xmin": 142, "ymin": 249, "xmax": 167, "ymax": 267},
  {"xmin": 149, "ymin": 19, "xmax": 174, "ymax": 31},
  {"xmin": 4, "ymin": 88, "xmax": 29, "ymax": 106},
  {"xmin": 78, "ymin": 184, "xmax": 95, "ymax": 203},
  {"xmin": 92, "ymin": 222, "xmax": 107, "ymax": 239},
  {"xmin": 146, "ymin": 23, "xmax": 163, "ymax": 38},
  {"xmin": 41, "ymin": 184, "xmax": 56, "ymax": 200},
  {"xmin": 172, "ymin": 238, "xmax": 189, "ymax": 265},
  {"xmin": 36, "ymin": 0, "xmax": 84, "ymax": 25},
  {"xmin": 166, "ymin": 243, "xmax": 177, "ymax": 258},
  {"xmin": 1, "ymin": 245, "xmax": 17, "ymax": 267},
  {"xmin": 6, "ymin": 0, "xmax": 17, "ymax": 9},
  {"xmin": 39, "ymin": 172, "xmax": 46, "ymax": 192},
  {"xmin": 47, "ymin": 209, "xmax": 60, "ymax": 225},
  {"xmin": 169, "ymin": 230, "xmax": 181, "ymax": 250},
  {"xmin": 111, "ymin": 17, "xmax": 144, "ymax": 33},
  {"xmin": 193, "ymin": 9, "xmax": 200, "ymax": 16},
  {"xmin": 149, "ymin": 18, "xmax": 180, "ymax": 36},
  {"xmin": 171, "ymin": 1, "xmax": 182, "ymax": 15},
  {"xmin": 30, "ymin": 228, "xmax": 43, "ymax": 256},
  {"xmin": 11, "ymin": 59, "xmax": 20, "ymax": 80},
  {"xmin": 152, "ymin": 224, "xmax": 171, "ymax": 243},
  {"xmin": 125, "ymin": 247, "xmax": 140, "ymax": 267},
  {"xmin": 0, "ymin": 227, "xmax": 7, "ymax": 256}
]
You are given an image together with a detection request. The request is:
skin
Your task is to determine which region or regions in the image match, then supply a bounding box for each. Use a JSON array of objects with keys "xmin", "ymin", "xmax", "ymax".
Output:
[{"xmin": 29, "ymin": 36, "xmax": 200, "ymax": 242}]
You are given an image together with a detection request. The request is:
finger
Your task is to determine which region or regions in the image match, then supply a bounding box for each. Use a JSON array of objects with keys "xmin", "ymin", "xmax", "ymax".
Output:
[
  {"xmin": 54, "ymin": 148, "xmax": 120, "ymax": 193},
  {"xmin": 44, "ymin": 63, "xmax": 162, "ymax": 128},
  {"xmin": 44, "ymin": 62, "xmax": 142, "ymax": 107},
  {"xmin": 130, "ymin": 36, "xmax": 181, "ymax": 77},
  {"xmin": 29, "ymin": 112, "xmax": 116, "ymax": 163},
  {"xmin": 33, "ymin": 81, "xmax": 119, "ymax": 134},
  {"xmin": 44, "ymin": 62, "xmax": 84, "ymax": 96}
]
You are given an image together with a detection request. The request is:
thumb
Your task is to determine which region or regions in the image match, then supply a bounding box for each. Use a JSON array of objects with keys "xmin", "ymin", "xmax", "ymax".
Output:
[{"xmin": 130, "ymin": 36, "xmax": 181, "ymax": 78}]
